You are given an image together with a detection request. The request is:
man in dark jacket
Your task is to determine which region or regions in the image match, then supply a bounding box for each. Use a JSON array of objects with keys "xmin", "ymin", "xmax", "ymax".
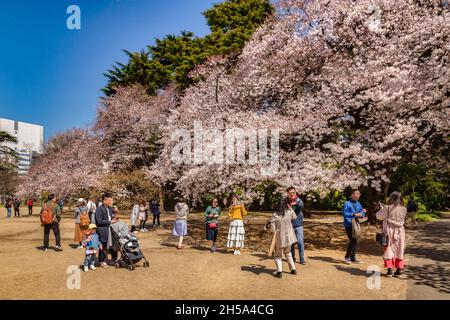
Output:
[
  {"xmin": 95, "ymin": 193, "xmax": 118, "ymax": 268},
  {"xmin": 286, "ymin": 187, "xmax": 306, "ymax": 265},
  {"xmin": 13, "ymin": 198, "xmax": 20, "ymax": 217}
]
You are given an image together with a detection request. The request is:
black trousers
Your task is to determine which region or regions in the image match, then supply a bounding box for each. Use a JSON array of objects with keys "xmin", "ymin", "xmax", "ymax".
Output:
[
  {"xmin": 99, "ymin": 241, "xmax": 118, "ymax": 263},
  {"xmin": 345, "ymin": 227, "xmax": 358, "ymax": 261},
  {"xmin": 28, "ymin": 205, "xmax": 33, "ymax": 215},
  {"xmin": 153, "ymin": 214, "xmax": 160, "ymax": 226},
  {"xmin": 14, "ymin": 208, "xmax": 20, "ymax": 216},
  {"xmin": 44, "ymin": 222, "xmax": 61, "ymax": 248}
]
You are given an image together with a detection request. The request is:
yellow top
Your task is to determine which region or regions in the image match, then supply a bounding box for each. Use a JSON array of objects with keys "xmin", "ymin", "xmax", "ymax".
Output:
[{"xmin": 228, "ymin": 204, "xmax": 247, "ymax": 220}]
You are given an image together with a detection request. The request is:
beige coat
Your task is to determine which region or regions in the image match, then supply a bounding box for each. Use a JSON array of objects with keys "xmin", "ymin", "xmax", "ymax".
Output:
[
  {"xmin": 376, "ymin": 204, "xmax": 407, "ymax": 260},
  {"xmin": 270, "ymin": 206, "xmax": 297, "ymax": 249}
]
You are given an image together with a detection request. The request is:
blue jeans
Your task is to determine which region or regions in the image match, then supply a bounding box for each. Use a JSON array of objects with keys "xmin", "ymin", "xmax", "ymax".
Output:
[
  {"xmin": 291, "ymin": 226, "xmax": 305, "ymax": 262},
  {"xmin": 7, "ymin": 208, "xmax": 11, "ymax": 218},
  {"xmin": 84, "ymin": 254, "xmax": 96, "ymax": 267}
]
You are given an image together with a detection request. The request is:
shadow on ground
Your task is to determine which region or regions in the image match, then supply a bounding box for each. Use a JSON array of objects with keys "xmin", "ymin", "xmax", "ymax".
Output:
[{"xmin": 406, "ymin": 221, "xmax": 450, "ymax": 294}]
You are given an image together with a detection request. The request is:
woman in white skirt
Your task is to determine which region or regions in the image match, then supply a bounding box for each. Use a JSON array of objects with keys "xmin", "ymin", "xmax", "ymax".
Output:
[
  {"xmin": 226, "ymin": 194, "xmax": 247, "ymax": 255},
  {"xmin": 172, "ymin": 200, "xmax": 189, "ymax": 250},
  {"xmin": 130, "ymin": 200, "xmax": 139, "ymax": 233}
]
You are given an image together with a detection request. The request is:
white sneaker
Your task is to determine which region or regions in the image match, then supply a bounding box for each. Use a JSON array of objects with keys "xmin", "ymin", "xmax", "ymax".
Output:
[
  {"xmin": 144, "ymin": 228, "xmax": 149, "ymax": 232},
  {"xmin": 84, "ymin": 266, "xmax": 89, "ymax": 272},
  {"xmin": 77, "ymin": 245, "xmax": 83, "ymax": 249},
  {"xmin": 233, "ymin": 250, "xmax": 238, "ymax": 255},
  {"xmin": 140, "ymin": 229, "xmax": 145, "ymax": 233},
  {"xmin": 90, "ymin": 265, "xmax": 96, "ymax": 270},
  {"xmin": 44, "ymin": 248, "xmax": 48, "ymax": 252},
  {"xmin": 237, "ymin": 250, "xmax": 241, "ymax": 255}
]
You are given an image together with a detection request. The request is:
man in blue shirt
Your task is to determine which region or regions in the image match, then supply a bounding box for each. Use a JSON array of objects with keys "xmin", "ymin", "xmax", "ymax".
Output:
[
  {"xmin": 342, "ymin": 189, "xmax": 366, "ymax": 264},
  {"xmin": 286, "ymin": 187, "xmax": 306, "ymax": 265}
]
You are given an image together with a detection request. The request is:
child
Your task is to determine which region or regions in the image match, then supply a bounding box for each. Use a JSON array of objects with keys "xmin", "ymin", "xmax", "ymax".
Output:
[{"xmin": 82, "ymin": 224, "xmax": 100, "ymax": 272}]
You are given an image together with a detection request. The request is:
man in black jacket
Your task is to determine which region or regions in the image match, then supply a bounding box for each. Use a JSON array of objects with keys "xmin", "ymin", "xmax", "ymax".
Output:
[{"xmin": 95, "ymin": 193, "xmax": 118, "ymax": 268}]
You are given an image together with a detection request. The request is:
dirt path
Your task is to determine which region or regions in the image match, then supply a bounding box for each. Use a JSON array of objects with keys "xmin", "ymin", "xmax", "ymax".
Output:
[
  {"xmin": 0, "ymin": 208, "xmax": 406, "ymax": 300},
  {"xmin": 406, "ymin": 219, "xmax": 450, "ymax": 299}
]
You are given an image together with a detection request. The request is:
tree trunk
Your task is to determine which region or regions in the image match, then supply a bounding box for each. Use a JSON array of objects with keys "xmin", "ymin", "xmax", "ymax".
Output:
[
  {"xmin": 158, "ymin": 186, "xmax": 165, "ymax": 214},
  {"xmin": 303, "ymin": 199, "xmax": 312, "ymax": 218},
  {"xmin": 366, "ymin": 185, "xmax": 382, "ymax": 224}
]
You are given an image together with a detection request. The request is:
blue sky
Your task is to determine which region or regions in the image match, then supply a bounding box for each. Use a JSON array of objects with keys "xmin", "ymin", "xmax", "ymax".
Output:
[{"xmin": 0, "ymin": 0, "xmax": 215, "ymax": 140}]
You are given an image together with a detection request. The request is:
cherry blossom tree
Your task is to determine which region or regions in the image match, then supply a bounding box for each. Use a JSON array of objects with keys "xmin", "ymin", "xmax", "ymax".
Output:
[
  {"xmin": 18, "ymin": 128, "xmax": 104, "ymax": 200},
  {"xmin": 19, "ymin": 0, "xmax": 449, "ymax": 218},
  {"xmin": 149, "ymin": 0, "xmax": 449, "ymax": 217}
]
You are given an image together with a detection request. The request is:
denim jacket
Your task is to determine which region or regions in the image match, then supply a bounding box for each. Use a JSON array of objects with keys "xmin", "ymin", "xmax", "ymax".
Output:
[{"xmin": 291, "ymin": 198, "xmax": 304, "ymax": 228}]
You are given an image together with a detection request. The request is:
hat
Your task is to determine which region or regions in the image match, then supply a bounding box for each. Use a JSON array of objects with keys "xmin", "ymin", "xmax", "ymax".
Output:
[
  {"xmin": 88, "ymin": 224, "xmax": 97, "ymax": 230},
  {"xmin": 77, "ymin": 198, "xmax": 86, "ymax": 204}
]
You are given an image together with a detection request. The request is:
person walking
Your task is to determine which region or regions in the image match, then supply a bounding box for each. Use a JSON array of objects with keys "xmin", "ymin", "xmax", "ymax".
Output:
[
  {"xmin": 27, "ymin": 198, "xmax": 34, "ymax": 215},
  {"xmin": 226, "ymin": 194, "xmax": 247, "ymax": 255},
  {"xmin": 406, "ymin": 197, "xmax": 418, "ymax": 227},
  {"xmin": 150, "ymin": 198, "xmax": 161, "ymax": 227},
  {"xmin": 172, "ymin": 200, "xmax": 189, "ymax": 249},
  {"xmin": 267, "ymin": 198, "xmax": 298, "ymax": 278},
  {"xmin": 58, "ymin": 198, "xmax": 64, "ymax": 213},
  {"xmin": 205, "ymin": 199, "xmax": 221, "ymax": 253},
  {"xmin": 5, "ymin": 199, "xmax": 12, "ymax": 218},
  {"xmin": 285, "ymin": 188, "xmax": 306, "ymax": 265},
  {"xmin": 94, "ymin": 194, "xmax": 118, "ymax": 268},
  {"xmin": 13, "ymin": 198, "xmax": 20, "ymax": 217},
  {"xmin": 377, "ymin": 191, "xmax": 407, "ymax": 278},
  {"xmin": 342, "ymin": 189, "xmax": 366, "ymax": 264},
  {"xmin": 42, "ymin": 194, "xmax": 63, "ymax": 252},
  {"xmin": 74, "ymin": 198, "xmax": 90, "ymax": 249}
]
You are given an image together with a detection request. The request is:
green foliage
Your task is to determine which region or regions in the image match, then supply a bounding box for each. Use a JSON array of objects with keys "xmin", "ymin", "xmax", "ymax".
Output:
[
  {"xmin": 0, "ymin": 130, "xmax": 19, "ymax": 172},
  {"xmin": 416, "ymin": 212, "xmax": 440, "ymax": 222},
  {"xmin": 103, "ymin": 0, "xmax": 273, "ymax": 95},
  {"xmin": 311, "ymin": 190, "xmax": 347, "ymax": 211},
  {"xmin": 390, "ymin": 163, "xmax": 449, "ymax": 211}
]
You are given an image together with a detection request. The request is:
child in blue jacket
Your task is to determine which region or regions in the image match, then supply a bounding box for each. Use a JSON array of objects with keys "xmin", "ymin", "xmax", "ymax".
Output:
[{"xmin": 82, "ymin": 224, "xmax": 101, "ymax": 272}]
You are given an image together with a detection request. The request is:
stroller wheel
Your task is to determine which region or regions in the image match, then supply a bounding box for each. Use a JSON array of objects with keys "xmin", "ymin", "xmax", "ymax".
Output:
[
  {"xmin": 114, "ymin": 262, "xmax": 120, "ymax": 269},
  {"xmin": 128, "ymin": 265, "xmax": 135, "ymax": 271},
  {"xmin": 143, "ymin": 261, "xmax": 150, "ymax": 268}
]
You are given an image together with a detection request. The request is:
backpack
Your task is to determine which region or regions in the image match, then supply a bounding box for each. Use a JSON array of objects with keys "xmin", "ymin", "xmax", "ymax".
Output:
[
  {"xmin": 40, "ymin": 203, "xmax": 55, "ymax": 225},
  {"xmin": 79, "ymin": 211, "xmax": 90, "ymax": 227}
]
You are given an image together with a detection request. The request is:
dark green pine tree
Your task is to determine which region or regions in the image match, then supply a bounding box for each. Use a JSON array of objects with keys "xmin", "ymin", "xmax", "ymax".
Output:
[{"xmin": 102, "ymin": 0, "xmax": 274, "ymax": 95}]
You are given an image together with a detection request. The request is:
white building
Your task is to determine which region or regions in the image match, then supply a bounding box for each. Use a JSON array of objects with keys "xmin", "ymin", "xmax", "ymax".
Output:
[{"xmin": 0, "ymin": 118, "xmax": 44, "ymax": 175}]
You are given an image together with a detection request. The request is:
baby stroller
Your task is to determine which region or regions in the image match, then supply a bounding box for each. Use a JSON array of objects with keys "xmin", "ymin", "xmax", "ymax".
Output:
[{"xmin": 110, "ymin": 220, "xmax": 150, "ymax": 271}]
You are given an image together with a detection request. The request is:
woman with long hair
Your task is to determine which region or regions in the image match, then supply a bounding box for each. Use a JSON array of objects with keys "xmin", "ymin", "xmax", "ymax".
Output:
[
  {"xmin": 376, "ymin": 191, "xmax": 407, "ymax": 278},
  {"xmin": 267, "ymin": 198, "xmax": 298, "ymax": 278}
]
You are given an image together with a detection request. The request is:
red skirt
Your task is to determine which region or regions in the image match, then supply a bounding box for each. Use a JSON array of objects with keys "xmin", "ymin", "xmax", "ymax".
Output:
[{"xmin": 384, "ymin": 258, "xmax": 404, "ymax": 269}]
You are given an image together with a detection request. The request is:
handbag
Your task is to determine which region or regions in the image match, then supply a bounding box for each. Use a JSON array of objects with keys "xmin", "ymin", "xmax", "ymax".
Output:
[
  {"xmin": 352, "ymin": 218, "xmax": 362, "ymax": 242},
  {"xmin": 350, "ymin": 203, "xmax": 362, "ymax": 242},
  {"xmin": 375, "ymin": 206, "xmax": 390, "ymax": 246},
  {"xmin": 208, "ymin": 222, "xmax": 217, "ymax": 229}
]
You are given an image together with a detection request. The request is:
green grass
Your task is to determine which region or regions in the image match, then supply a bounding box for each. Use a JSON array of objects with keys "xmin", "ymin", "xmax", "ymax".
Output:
[{"xmin": 416, "ymin": 212, "xmax": 441, "ymax": 222}]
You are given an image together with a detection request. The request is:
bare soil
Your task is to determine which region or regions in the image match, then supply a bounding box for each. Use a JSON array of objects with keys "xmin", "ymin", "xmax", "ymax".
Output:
[{"xmin": 0, "ymin": 207, "xmax": 406, "ymax": 300}]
